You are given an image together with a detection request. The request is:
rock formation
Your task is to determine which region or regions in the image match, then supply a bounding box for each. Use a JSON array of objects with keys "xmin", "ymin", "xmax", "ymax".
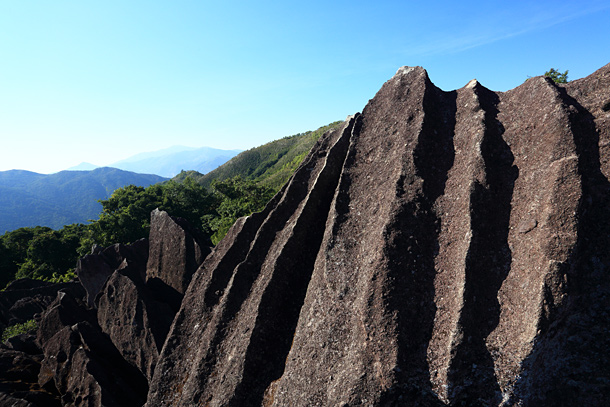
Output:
[
  {"xmin": 76, "ymin": 238, "xmax": 148, "ymax": 307},
  {"xmin": 1, "ymin": 64, "xmax": 609, "ymax": 406},
  {"xmin": 0, "ymin": 279, "xmax": 85, "ymax": 333},
  {"xmin": 0, "ymin": 209, "xmax": 209, "ymax": 406},
  {"xmin": 146, "ymin": 64, "xmax": 610, "ymax": 406},
  {"xmin": 146, "ymin": 208, "xmax": 212, "ymax": 311}
]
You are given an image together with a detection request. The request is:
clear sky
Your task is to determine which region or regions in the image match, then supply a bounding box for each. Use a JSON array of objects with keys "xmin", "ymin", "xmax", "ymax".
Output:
[{"xmin": 1, "ymin": 0, "xmax": 609, "ymax": 174}]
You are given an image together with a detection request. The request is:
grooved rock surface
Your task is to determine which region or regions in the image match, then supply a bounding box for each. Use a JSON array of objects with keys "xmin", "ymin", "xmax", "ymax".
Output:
[
  {"xmin": 76, "ymin": 239, "xmax": 148, "ymax": 307},
  {"xmin": 96, "ymin": 260, "xmax": 174, "ymax": 380},
  {"xmin": 146, "ymin": 64, "xmax": 610, "ymax": 406},
  {"xmin": 37, "ymin": 294, "xmax": 149, "ymax": 407},
  {"xmin": 146, "ymin": 209, "xmax": 211, "ymax": 311}
]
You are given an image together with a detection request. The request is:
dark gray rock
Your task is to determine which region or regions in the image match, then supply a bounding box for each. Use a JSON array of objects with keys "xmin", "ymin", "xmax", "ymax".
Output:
[
  {"xmin": 76, "ymin": 239, "xmax": 148, "ymax": 308},
  {"xmin": 96, "ymin": 260, "xmax": 174, "ymax": 380},
  {"xmin": 0, "ymin": 348, "xmax": 60, "ymax": 406},
  {"xmin": 146, "ymin": 64, "xmax": 610, "ymax": 406},
  {"xmin": 145, "ymin": 209, "xmax": 211, "ymax": 311},
  {"xmin": 3, "ymin": 333, "xmax": 40, "ymax": 355},
  {"xmin": 0, "ymin": 280, "xmax": 85, "ymax": 332},
  {"xmin": 38, "ymin": 322, "xmax": 148, "ymax": 407},
  {"xmin": 36, "ymin": 290, "xmax": 96, "ymax": 347}
]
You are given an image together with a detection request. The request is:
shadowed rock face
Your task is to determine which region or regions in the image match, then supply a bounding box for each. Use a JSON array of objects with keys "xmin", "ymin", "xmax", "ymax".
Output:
[
  {"xmin": 0, "ymin": 210, "xmax": 210, "ymax": 406},
  {"xmin": 146, "ymin": 208, "xmax": 212, "ymax": 311},
  {"xmin": 76, "ymin": 239, "xmax": 149, "ymax": 308},
  {"xmin": 96, "ymin": 261, "xmax": 174, "ymax": 381},
  {"xmin": 146, "ymin": 64, "xmax": 610, "ymax": 406}
]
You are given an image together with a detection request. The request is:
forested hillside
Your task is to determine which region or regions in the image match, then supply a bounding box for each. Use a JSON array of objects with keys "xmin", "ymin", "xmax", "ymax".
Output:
[
  {"xmin": 173, "ymin": 121, "xmax": 343, "ymax": 190},
  {"xmin": 0, "ymin": 121, "xmax": 342, "ymax": 289}
]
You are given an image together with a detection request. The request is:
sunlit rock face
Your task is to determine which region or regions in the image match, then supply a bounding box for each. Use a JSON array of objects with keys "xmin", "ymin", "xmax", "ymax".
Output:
[{"xmin": 146, "ymin": 64, "xmax": 610, "ymax": 407}]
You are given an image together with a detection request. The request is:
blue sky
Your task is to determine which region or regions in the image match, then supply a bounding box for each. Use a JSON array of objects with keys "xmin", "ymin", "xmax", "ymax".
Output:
[{"xmin": 1, "ymin": 0, "xmax": 609, "ymax": 174}]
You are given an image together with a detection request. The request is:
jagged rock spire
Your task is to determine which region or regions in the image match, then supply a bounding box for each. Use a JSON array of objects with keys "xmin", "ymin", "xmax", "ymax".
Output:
[{"xmin": 145, "ymin": 64, "xmax": 610, "ymax": 406}]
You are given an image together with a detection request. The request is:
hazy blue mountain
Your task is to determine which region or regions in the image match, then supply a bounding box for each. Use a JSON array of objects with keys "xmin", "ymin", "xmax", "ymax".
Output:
[
  {"xmin": 67, "ymin": 162, "xmax": 100, "ymax": 171},
  {"xmin": 109, "ymin": 146, "xmax": 242, "ymax": 177},
  {"xmin": 0, "ymin": 167, "xmax": 167, "ymax": 233}
]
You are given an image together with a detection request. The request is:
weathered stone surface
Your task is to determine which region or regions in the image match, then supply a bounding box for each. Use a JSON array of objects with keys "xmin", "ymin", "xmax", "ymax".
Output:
[
  {"xmin": 145, "ymin": 209, "xmax": 211, "ymax": 311},
  {"xmin": 38, "ymin": 321, "xmax": 148, "ymax": 407},
  {"xmin": 76, "ymin": 239, "xmax": 148, "ymax": 307},
  {"xmin": 0, "ymin": 348, "xmax": 60, "ymax": 406},
  {"xmin": 0, "ymin": 279, "xmax": 84, "ymax": 332},
  {"xmin": 147, "ymin": 64, "xmax": 610, "ymax": 406},
  {"xmin": 36, "ymin": 290, "xmax": 96, "ymax": 347},
  {"xmin": 96, "ymin": 260, "xmax": 174, "ymax": 380},
  {"xmin": 4, "ymin": 333, "xmax": 40, "ymax": 355}
]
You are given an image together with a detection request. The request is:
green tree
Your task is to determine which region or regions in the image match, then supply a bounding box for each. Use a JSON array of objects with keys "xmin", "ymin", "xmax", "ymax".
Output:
[
  {"xmin": 81, "ymin": 184, "xmax": 163, "ymax": 252},
  {"xmin": 202, "ymin": 176, "xmax": 275, "ymax": 244},
  {"xmin": 15, "ymin": 229, "xmax": 81, "ymax": 280},
  {"xmin": 544, "ymin": 68, "xmax": 569, "ymax": 83},
  {"xmin": 80, "ymin": 179, "xmax": 218, "ymax": 253},
  {"xmin": 1, "ymin": 226, "xmax": 53, "ymax": 286}
]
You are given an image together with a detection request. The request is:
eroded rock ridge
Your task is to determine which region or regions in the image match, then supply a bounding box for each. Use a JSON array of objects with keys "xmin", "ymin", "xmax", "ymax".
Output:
[
  {"xmin": 148, "ymin": 64, "xmax": 610, "ymax": 406},
  {"xmin": 1, "ymin": 64, "xmax": 609, "ymax": 406}
]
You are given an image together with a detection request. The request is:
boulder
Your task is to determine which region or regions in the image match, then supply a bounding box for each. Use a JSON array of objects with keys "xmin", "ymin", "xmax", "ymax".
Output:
[
  {"xmin": 0, "ymin": 280, "xmax": 85, "ymax": 332},
  {"xmin": 96, "ymin": 260, "xmax": 174, "ymax": 380},
  {"xmin": 145, "ymin": 209, "xmax": 211, "ymax": 311},
  {"xmin": 146, "ymin": 64, "xmax": 610, "ymax": 406},
  {"xmin": 76, "ymin": 239, "xmax": 148, "ymax": 308}
]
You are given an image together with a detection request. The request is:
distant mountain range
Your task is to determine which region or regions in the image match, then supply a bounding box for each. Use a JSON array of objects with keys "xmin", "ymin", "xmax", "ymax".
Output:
[
  {"xmin": 68, "ymin": 146, "xmax": 242, "ymax": 178},
  {"xmin": 0, "ymin": 167, "xmax": 167, "ymax": 233}
]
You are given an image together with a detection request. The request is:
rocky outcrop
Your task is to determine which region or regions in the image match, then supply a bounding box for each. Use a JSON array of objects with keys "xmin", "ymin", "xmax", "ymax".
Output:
[
  {"xmin": 146, "ymin": 209, "xmax": 211, "ymax": 311},
  {"xmin": 2, "ymin": 64, "xmax": 609, "ymax": 406},
  {"xmin": 37, "ymin": 319, "xmax": 148, "ymax": 407},
  {"xmin": 96, "ymin": 261, "xmax": 174, "ymax": 380},
  {"xmin": 146, "ymin": 64, "xmax": 610, "ymax": 406},
  {"xmin": 0, "ymin": 279, "xmax": 85, "ymax": 332},
  {"xmin": 76, "ymin": 239, "xmax": 148, "ymax": 307},
  {"xmin": 0, "ymin": 208, "xmax": 208, "ymax": 406}
]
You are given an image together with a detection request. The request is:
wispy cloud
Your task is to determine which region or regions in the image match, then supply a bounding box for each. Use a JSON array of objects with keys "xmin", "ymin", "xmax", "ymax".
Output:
[{"xmin": 400, "ymin": 2, "xmax": 610, "ymax": 57}]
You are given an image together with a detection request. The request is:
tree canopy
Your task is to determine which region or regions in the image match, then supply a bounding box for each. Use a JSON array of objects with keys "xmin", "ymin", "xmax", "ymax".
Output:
[
  {"xmin": 0, "ymin": 176, "xmax": 276, "ymax": 288},
  {"xmin": 544, "ymin": 68, "xmax": 569, "ymax": 83}
]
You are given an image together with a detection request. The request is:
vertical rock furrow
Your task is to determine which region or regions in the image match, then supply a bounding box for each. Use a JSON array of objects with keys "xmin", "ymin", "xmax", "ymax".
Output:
[
  {"xmin": 146, "ymin": 120, "xmax": 351, "ymax": 406},
  {"xmin": 145, "ymin": 205, "xmax": 275, "ymax": 406},
  {"xmin": 375, "ymin": 77, "xmax": 456, "ymax": 406},
  {"xmin": 270, "ymin": 115, "xmax": 366, "ymax": 407},
  {"xmin": 510, "ymin": 78, "xmax": 610, "ymax": 406},
  {"xmin": 220, "ymin": 116, "xmax": 355, "ymax": 406},
  {"xmin": 427, "ymin": 82, "xmax": 478, "ymax": 403},
  {"xmin": 273, "ymin": 66, "xmax": 451, "ymax": 406},
  {"xmin": 443, "ymin": 82, "xmax": 517, "ymax": 405},
  {"xmin": 488, "ymin": 77, "xmax": 583, "ymax": 398},
  {"xmin": 142, "ymin": 64, "xmax": 610, "ymax": 406}
]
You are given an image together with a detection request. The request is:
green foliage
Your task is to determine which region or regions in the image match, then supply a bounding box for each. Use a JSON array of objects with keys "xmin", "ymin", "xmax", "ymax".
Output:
[
  {"xmin": 180, "ymin": 121, "xmax": 343, "ymax": 190},
  {"xmin": 1, "ymin": 121, "xmax": 341, "ymax": 288},
  {"xmin": 202, "ymin": 176, "xmax": 275, "ymax": 244},
  {"xmin": 2, "ymin": 319, "xmax": 37, "ymax": 342},
  {"xmin": 81, "ymin": 178, "xmax": 219, "ymax": 252},
  {"xmin": 544, "ymin": 68, "xmax": 569, "ymax": 83},
  {"xmin": 0, "ymin": 225, "xmax": 85, "ymax": 287}
]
